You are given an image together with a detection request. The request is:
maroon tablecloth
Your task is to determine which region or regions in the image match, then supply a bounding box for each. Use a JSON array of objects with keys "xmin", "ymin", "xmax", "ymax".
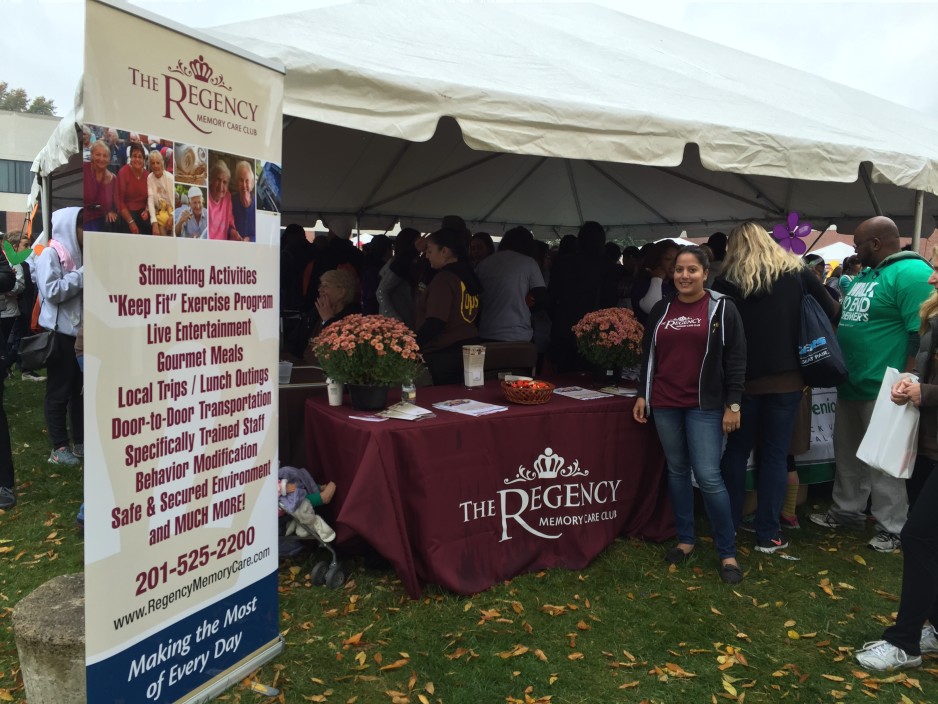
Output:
[{"xmin": 304, "ymin": 376, "xmax": 672, "ymax": 598}]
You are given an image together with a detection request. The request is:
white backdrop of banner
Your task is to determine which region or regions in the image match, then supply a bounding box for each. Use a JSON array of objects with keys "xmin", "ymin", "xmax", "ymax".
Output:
[{"xmin": 82, "ymin": 2, "xmax": 284, "ymax": 702}]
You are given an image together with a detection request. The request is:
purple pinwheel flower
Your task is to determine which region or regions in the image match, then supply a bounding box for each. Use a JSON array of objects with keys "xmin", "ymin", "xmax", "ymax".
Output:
[{"xmin": 771, "ymin": 212, "xmax": 812, "ymax": 254}]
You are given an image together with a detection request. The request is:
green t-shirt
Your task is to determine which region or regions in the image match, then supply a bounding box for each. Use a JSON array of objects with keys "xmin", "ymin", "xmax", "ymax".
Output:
[{"xmin": 837, "ymin": 253, "xmax": 933, "ymax": 400}]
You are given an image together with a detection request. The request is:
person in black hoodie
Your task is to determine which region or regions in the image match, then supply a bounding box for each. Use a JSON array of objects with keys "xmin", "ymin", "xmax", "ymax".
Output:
[
  {"xmin": 0, "ymin": 241, "xmax": 18, "ymax": 508},
  {"xmin": 416, "ymin": 228, "xmax": 483, "ymax": 384}
]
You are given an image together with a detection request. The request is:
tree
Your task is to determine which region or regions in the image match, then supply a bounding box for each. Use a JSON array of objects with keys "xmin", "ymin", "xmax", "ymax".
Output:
[{"xmin": 0, "ymin": 81, "xmax": 56, "ymax": 116}]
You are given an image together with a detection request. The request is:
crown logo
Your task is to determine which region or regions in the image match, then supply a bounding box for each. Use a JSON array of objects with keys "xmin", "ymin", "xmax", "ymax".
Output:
[
  {"xmin": 189, "ymin": 55, "xmax": 213, "ymax": 82},
  {"xmin": 168, "ymin": 55, "xmax": 232, "ymax": 92},
  {"xmin": 504, "ymin": 447, "xmax": 589, "ymax": 484},
  {"xmin": 533, "ymin": 448, "xmax": 564, "ymax": 479}
]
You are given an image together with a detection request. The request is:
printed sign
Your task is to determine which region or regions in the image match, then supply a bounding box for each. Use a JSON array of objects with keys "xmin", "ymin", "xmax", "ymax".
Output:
[{"xmin": 82, "ymin": 2, "xmax": 284, "ymax": 702}]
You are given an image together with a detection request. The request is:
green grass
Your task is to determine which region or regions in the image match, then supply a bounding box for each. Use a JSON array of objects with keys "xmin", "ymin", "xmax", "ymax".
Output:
[{"xmin": 1, "ymin": 373, "xmax": 935, "ymax": 702}]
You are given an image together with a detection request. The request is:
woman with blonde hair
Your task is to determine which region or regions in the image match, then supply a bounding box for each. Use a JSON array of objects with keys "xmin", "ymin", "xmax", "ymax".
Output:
[
  {"xmin": 855, "ymin": 249, "xmax": 938, "ymax": 671},
  {"xmin": 713, "ymin": 221, "xmax": 839, "ymax": 553},
  {"xmin": 147, "ymin": 150, "xmax": 174, "ymax": 236}
]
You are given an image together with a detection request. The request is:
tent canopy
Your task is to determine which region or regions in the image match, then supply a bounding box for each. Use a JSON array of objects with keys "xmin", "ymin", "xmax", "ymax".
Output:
[
  {"xmin": 33, "ymin": 2, "xmax": 938, "ymax": 239},
  {"xmin": 203, "ymin": 2, "xmax": 938, "ymax": 238}
]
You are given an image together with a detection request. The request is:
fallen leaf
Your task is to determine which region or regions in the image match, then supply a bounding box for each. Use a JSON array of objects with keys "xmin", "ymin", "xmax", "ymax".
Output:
[
  {"xmin": 379, "ymin": 658, "xmax": 410, "ymax": 671},
  {"xmin": 619, "ymin": 681, "xmax": 639, "ymax": 689},
  {"xmin": 853, "ymin": 554, "xmax": 867, "ymax": 566}
]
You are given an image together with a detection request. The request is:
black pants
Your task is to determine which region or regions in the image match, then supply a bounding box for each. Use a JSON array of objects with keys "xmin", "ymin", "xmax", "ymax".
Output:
[
  {"xmin": 44, "ymin": 333, "xmax": 83, "ymax": 450},
  {"xmin": 0, "ymin": 376, "xmax": 13, "ymax": 489},
  {"xmin": 882, "ymin": 456, "xmax": 938, "ymax": 654}
]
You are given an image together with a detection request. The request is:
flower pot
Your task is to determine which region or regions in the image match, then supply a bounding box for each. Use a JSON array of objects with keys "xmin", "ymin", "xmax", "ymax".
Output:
[
  {"xmin": 347, "ymin": 384, "xmax": 391, "ymax": 411},
  {"xmin": 591, "ymin": 365, "xmax": 621, "ymax": 385}
]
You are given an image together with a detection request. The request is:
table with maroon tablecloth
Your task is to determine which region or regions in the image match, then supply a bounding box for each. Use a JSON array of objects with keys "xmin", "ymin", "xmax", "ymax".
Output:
[{"xmin": 304, "ymin": 376, "xmax": 672, "ymax": 598}]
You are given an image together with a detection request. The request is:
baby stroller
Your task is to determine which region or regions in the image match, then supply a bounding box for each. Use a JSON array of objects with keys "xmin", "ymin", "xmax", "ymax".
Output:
[{"xmin": 278, "ymin": 466, "xmax": 346, "ymax": 589}]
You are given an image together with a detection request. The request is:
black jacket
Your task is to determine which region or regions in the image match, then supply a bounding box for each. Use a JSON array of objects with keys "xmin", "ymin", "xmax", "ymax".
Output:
[
  {"xmin": 0, "ymin": 252, "xmax": 15, "ymax": 294},
  {"xmin": 638, "ymin": 290, "xmax": 747, "ymax": 412}
]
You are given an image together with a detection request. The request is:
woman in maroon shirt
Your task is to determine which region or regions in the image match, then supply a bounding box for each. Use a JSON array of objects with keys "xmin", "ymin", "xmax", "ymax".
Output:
[
  {"xmin": 115, "ymin": 143, "xmax": 150, "ymax": 234},
  {"xmin": 634, "ymin": 246, "xmax": 747, "ymax": 584}
]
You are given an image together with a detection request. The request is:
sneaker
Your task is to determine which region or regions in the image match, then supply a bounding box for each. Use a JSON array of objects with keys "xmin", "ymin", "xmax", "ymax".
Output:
[
  {"xmin": 754, "ymin": 532, "xmax": 789, "ymax": 554},
  {"xmin": 869, "ymin": 531, "xmax": 901, "ymax": 553},
  {"xmin": 73, "ymin": 444, "xmax": 84, "ymax": 459},
  {"xmin": 809, "ymin": 511, "xmax": 842, "ymax": 529},
  {"xmin": 0, "ymin": 486, "xmax": 16, "ymax": 510},
  {"xmin": 739, "ymin": 513, "xmax": 755, "ymax": 533},
  {"xmin": 855, "ymin": 640, "xmax": 922, "ymax": 671},
  {"xmin": 921, "ymin": 625, "xmax": 938, "ymax": 654},
  {"xmin": 780, "ymin": 514, "xmax": 801, "ymax": 529},
  {"xmin": 48, "ymin": 447, "xmax": 81, "ymax": 466},
  {"xmin": 21, "ymin": 370, "xmax": 46, "ymax": 382}
]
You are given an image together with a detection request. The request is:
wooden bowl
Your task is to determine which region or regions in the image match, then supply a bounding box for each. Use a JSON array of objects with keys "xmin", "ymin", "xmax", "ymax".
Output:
[{"xmin": 500, "ymin": 380, "xmax": 555, "ymax": 405}]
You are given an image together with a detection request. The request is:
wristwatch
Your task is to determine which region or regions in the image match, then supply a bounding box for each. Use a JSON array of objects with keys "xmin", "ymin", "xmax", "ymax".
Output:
[{"xmin": 728, "ymin": 403, "xmax": 741, "ymax": 413}]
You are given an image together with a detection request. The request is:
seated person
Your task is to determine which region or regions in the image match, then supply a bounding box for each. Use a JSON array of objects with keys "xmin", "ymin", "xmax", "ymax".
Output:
[
  {"xmin": 315, "ymin": 269, "xmax": 360, "ymax": 329},
  {"xmin": 416, "ymin": 228, "xmax": 483, "ymax": 384}
]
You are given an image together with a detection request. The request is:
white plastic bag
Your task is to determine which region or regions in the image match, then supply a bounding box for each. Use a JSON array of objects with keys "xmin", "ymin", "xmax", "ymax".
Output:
[{"xmin": 856, "ymin": 367, "xmax": 919, "ymax": 478}]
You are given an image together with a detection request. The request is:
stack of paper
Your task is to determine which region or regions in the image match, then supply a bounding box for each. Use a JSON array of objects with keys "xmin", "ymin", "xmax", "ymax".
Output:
[
  {"xmin": 599, "ymin": 386, "xmax": 639, "ymax": 397},
  {"xmin": 432, "ymin": 399, "xmax": 509, "ymax": 416},
  {"xmin": 377, "ymin": 402, "xmax": 437, "ymax": 421},
  {"xmin": 553, "ymin": 386, "xmax": 613, "ymax": 400}
]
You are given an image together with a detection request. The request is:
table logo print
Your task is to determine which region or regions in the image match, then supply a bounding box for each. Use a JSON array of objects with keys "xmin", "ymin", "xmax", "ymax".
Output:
[
  {"xmin": 503, "ymin": 447, "xmax": 588, "ymax": 484},
  {"xmin": 459, "ymin": 446, "xmax": 621, "ymax": 541}
]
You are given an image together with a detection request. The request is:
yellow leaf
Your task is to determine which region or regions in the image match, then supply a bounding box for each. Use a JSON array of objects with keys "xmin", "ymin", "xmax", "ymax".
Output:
[
  {"xmin": 711, "ymin": 606, "xmax": 723, "ymax": 616},
  {"xmin": 425, "ymin": 682, "xmax": 435, "ymax": 695},
  {"xmin": 567, "ymin": 652, "xmax": 584, "ymax": 661},
  {"xmin": 576, "ymin": 620, "xmax": 590, "ymax": 631},
  {"xmin": 851, "ymin": 670, "xmax": 869, "ymax": 680},
  {"xmin": 379, "ymin": 658, "xmax": 410, "ymax": 671},
  {"xmin": 408, "ymin": 672, "xmax": 417, "ymax": 690},
  {"xmin": 534, "ymin": 649, "xmax": 548, "ymax": 662},
  {"xmin": 343, "ymin": 632, "xmax": 363, "ymax": 647},
  {"xmin": 853, "ymin": 554, "xmax": 867, "ymax": 566},
  {"xmin": 549, "ymin": 675, "xmax": 558, "ymax": 685},
  {"xmin": 822, "ymin": 674, "xmax": 845, "ymax": 682},
  {"xmin": 783, "ymin": 620, "xmax": 796, "ymax": 628},
  {"xmin": 619, "ymin": 681, "xmax": 639, "ymax": 689},
  {"xmin": 418, "ymin": 696, "xmax": 430, "ymax": 704},
  {"xmin": 512, "ymin": 601, "xmax": 524, "ymax": 614},
  {"xmin": 354, "ymin": 652, "xmax": 366, "ymax": 666},
  {"xmin": 0, "ymin": 690, "xmax": 12, "ymax": 702},
  {"xmin": 463, "ymin": 601, "xmax": 473, "ymax": 611},
  {"xmin": 0, "ymin": 547, "xmax": 13, "ymax": 554},
  {"xmin": 900, "ymin": 695, "xmax": 914, "ymax": 704},
  {"xmin": 787, "ymin": 630, "xmax": 800, "ymax": 640},
  {"xmin": 723, "ymin": 681, "xmax": 737, "ymax": 696}
]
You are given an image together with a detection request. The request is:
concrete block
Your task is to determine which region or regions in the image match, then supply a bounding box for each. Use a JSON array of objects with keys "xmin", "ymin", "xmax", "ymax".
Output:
[{"xmin": 12, "ymin": 572, "xmax": 86, "ymax": 704}]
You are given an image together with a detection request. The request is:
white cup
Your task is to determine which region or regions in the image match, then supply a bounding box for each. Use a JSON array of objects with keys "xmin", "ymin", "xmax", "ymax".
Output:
[
  {"xmin": 462, "ymin": 345, "xmax": 486, "ymax": 388},
  {"xmin": 278, "ymin": 361, "xmax": 293, "ymax": 385},
  {"xmin": 327, "ymin": 379, "xmax": 344, "ymax": 406}
]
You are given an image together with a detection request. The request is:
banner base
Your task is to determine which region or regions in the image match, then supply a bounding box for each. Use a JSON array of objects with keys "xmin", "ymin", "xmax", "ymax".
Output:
[{"xmin": 176, "ymin": 636, "xmax": 284, "ymax": 704}]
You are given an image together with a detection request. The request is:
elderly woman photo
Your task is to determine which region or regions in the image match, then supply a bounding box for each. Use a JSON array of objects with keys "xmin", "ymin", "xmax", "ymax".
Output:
[
  {"xmin": 83, "ymin": 140, "xmax": 117, "ymax": 231},
  {"xmin": 146, "ymin": 150, "xmax": 174, "ymax": 236},
  {"xmin": 115, "ymin": 142, "xmax": 150, "ymax": 234},
  {"xmin": 207, "ymin": 159, "xmax": 243, "ymax": 241}
]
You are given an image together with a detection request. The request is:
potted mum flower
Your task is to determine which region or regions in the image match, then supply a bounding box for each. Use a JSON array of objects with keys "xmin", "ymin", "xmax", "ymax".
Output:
[
  {"xmin": 571, "ymin": 307, "xmax": 644, "ymax": 383},
  {"xmin": 311, "ymin": 314, "xmax": 423, "ymax": 409}
]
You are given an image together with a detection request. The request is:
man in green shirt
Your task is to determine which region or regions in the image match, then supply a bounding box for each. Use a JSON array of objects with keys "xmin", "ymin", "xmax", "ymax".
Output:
[{"xmin": 810, "ymin": 217, "xmax": 932, "ymax": 552}]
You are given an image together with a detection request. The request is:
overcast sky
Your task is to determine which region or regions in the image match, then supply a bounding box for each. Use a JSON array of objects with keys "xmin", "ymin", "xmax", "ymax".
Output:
[{"xmin": 5, "ymin": 0, "xmax": 938, "ymax": 119}]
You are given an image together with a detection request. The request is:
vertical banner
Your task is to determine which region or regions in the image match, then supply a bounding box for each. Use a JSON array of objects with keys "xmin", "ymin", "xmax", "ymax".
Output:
[{"xmin": 82, "ymin": 2, "xmax": 284, "ymax": 702}]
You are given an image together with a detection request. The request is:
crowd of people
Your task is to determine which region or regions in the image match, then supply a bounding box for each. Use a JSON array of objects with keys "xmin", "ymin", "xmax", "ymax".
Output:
[{"xmin": 281, "ymin": 213, "xmax": 938, "ymax": 672}]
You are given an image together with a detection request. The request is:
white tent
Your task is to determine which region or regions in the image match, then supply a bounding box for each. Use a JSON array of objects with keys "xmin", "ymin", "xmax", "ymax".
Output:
[
  {"xmin": 32, "ymin": 2, "xmax": 938, "ymax": 240},
  {"xmin": 811, "ymin": 242, "xmax": 857, "ymax": 264}
]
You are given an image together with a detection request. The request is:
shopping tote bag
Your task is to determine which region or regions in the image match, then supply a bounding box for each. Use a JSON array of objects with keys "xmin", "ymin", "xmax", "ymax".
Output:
[{"xmin": 856, "ymin": 367, "xmax": 919, "ymax": 478}]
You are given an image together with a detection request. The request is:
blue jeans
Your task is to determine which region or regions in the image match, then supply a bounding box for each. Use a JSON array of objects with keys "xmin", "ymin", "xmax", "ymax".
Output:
[
  {"xmin": 720, "ymin": 391, "xmax": 802, "ymax": 542},
  {"xmin": 653, "ymin": 407, "xmax": 736, "ymax": 559}
]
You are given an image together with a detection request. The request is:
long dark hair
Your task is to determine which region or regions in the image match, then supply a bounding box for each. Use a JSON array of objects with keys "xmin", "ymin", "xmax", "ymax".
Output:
[
  {"xmin": 428, "ymin": 227, "xmax": 470, "ymax": 262},
  {"xmin": 389, "ymin": 227, "xmax": 421, "ymax": 280}
]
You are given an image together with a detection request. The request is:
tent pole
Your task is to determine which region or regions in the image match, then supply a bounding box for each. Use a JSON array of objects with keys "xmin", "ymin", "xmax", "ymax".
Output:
[
  {"xmin": 41, "ymin": 175, "xmax": 51, "ymax": 240},
  {"xmin": 913, "ymin": 189, "xmax": 925, "ymax": 254},
  {"xmin": 481, "ymin": 157, "xmax": 547, "ymax": 222},
  {"xmin": 859, "ymin": 164, "xmax": 883, "ymax": 216},
  {"xmin": 565, "ymin": 160, "xmax": 583, "ymax": 224}
]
